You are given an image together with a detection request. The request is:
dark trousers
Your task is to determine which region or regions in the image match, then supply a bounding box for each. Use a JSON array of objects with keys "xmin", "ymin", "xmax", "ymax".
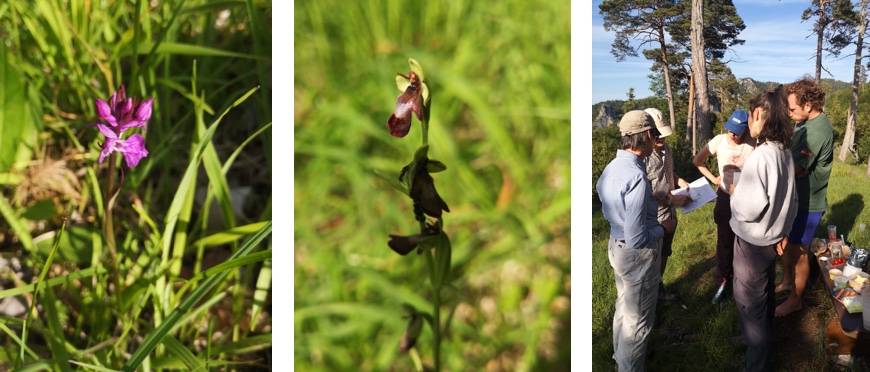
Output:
[
  {"xmin": 714, "ymin": 188, "xmax": 736, "ymax": 284},
  {"xmin": 733, "ymin": 236, "xmax": 776, "ymax": 372}
]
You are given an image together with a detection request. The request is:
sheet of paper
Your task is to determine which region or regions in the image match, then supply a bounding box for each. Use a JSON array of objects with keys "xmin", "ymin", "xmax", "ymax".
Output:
[{"xmin": 670, "ymin": 177, "xmax": 717, "ymax": 214}]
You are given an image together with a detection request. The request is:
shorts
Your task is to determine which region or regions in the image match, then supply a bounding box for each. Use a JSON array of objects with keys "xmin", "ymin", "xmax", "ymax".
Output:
[
  {"xmin": 661, "ymin": 230, "xmax": 675, "ymax": 258},
  {"xmin": 787, "ymin": 210, "xmax": 825, "ymax": 245}
]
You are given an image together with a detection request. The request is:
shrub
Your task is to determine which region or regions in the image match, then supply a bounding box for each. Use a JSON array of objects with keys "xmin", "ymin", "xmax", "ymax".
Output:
[{"xmin": 592, "ymin": 125, "xmax": 622, "ymax": 199}]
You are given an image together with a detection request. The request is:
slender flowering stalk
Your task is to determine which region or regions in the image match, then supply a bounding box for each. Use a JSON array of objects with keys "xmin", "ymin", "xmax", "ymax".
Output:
[
  {"xmin": 379, "ymin": 59, "xmax": 453, "ymax": 371},
  {"xmin": 91, "ymin": 84, "xmax": 154, "ymax": 294}
]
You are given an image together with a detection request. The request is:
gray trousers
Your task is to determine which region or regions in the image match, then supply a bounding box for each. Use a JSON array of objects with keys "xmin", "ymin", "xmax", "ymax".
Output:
[
  {"xmin": 608, "ymin": 237, "xmax": 662, "ymax": 372},
  {"xmin": 732, "ymin": 236, "xmax": 776, "ymax": 372}
]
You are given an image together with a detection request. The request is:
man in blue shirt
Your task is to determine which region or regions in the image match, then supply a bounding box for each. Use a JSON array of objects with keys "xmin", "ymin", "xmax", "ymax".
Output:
[{"xmin": 597, "ymin": 110, "xmax": 678, "ymax": 372}]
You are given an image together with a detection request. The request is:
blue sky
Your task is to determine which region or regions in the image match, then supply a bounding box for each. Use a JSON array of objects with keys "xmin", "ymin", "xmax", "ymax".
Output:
[{"xmin": 590, "ymin": 0, "xmax": 860, "ymax": 103}]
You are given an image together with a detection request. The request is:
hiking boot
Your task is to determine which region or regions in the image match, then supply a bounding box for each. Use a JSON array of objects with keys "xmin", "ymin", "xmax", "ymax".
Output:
[
  {"xmin": 658, "ymin": 283, "xmax": 682, "ymax": 302},
  {"xmin": 712, "ymin": 282, "xmax": 729, "ymax": 304}
]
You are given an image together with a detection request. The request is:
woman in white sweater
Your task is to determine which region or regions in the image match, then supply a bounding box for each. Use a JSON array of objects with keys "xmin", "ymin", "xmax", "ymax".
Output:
[{"xmin": 729, "ymin": 87, "xmax": 798, "ymax": 372}]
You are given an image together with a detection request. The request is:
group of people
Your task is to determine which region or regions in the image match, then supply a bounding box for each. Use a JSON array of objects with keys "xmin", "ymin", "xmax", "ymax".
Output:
[{"xmin": 596, "ymin": 76, "xmax": 835, "ymax": 372}]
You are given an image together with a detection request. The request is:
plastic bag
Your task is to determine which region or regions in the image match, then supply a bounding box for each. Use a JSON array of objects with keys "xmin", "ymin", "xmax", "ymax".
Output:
[{"xmin": 848, "ymin": 247, "xmax": 868, "ymax": 268}]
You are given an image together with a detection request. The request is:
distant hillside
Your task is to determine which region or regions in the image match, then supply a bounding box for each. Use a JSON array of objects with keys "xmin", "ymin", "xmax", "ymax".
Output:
[{"xmin": 592, "ymin": 77, "xmax": 852, "ymax": 126}]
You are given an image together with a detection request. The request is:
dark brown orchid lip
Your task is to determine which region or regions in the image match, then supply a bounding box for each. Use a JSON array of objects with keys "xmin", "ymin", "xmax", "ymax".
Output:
[{"xmin": 387, "ymin": 71, "xmax": 423, "ymax": 138}]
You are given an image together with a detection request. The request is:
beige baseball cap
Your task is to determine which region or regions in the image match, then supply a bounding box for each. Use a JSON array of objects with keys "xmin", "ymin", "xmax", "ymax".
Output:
[
  {"xmin": 643, "ymin": 108, "xmax": 673, "ymax": 138},
  {"xmin": 618, "ymin": 110, "xmax": 656, "ymax": 136}
]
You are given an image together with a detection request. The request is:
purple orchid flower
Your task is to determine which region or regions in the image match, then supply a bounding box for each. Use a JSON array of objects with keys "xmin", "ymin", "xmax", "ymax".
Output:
[{"xmin": 92, "ymin": 85, "xmax": 153, "ymax": 167}]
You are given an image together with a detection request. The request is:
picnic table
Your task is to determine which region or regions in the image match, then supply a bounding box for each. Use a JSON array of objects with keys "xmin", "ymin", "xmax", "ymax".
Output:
[{"xmin": 813, "ymin": 252, "xmax": 870, "ymax": 355}]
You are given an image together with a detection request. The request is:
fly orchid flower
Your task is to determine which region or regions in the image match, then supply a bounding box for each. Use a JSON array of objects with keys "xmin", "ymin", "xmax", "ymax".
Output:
[
  {"xmin": 92, "ymin": 85, "xmax": 153, "ymax": 167},
  {"xmin": 388, "ymin": 222, "xmax": 441, "ymax": 256},
  {"xmin": 387, "ymin": 71, "xmax": 424, "ymax": 138},
  {"xmin": 409, "ymin": 157, "xmax": 449, "ymax": 219}
]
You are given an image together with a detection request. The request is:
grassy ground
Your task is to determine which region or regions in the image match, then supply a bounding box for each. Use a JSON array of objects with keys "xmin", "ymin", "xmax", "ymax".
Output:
[
  {"xmin": 0, "ymin": 1, "xmax": 272, "ymax": 370},
  {"xmin": 294, "ymin": 0, "xmax": 570, "ymax": 370},
  {"xmin": 592, "ymin": 160, "xmax": 870, "ymax": 371}
]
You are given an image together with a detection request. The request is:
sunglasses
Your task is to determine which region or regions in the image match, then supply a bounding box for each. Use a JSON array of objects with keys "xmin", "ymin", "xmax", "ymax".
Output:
[{"xmin": 649, "ymin": 128, "xmax": 662, "ymax": 140}]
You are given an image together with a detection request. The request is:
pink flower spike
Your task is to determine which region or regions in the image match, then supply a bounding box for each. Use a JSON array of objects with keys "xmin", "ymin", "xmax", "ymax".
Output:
[{"xmin": 92, "ymin": 84, "xmax": 153, "ymax": 167}]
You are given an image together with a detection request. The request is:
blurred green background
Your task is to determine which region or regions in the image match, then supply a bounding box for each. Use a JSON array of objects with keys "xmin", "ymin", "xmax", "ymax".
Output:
[{"xmin": 294, "ymin": 0, "xmax": 571, "ymax": 370}]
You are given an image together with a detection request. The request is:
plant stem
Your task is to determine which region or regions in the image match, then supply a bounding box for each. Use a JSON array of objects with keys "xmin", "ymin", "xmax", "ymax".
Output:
[
  {"xmin": 104, "ymin": 153, "xmax": 122, "ymax": 295},
  {"xmin": 421, "ymin": 106, "xmax": 441, "ymax": 371},
  {"xmin": 422, "ymin": 250, "xmax": 442, "ymax": 372},
  {"xmin": 432, "ymin": 273, "xmax": 442, "ymax": 372}
]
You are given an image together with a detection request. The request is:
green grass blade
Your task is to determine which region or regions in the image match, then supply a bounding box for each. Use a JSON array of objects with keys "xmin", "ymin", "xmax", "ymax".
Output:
[
  {"xmin": 176, "ymin": 249, "xmax": 271, "ymax": 298},
  {"xmin": 188, "ymin": 221, "xmax": 269, "ymax": 248},
  {"xmin": 0, "ymin": 322, "xmax": 40, "ymax": 361},
  {"xmin": 0, "ymin": 194, "xmax": 33, "ymax": 252},
  {"xmin": 123, "ymin": 221, "xmax": 271, "ymax": 371},
  {"xmin": 67, "ymin": 360, "xmax": 120, "ymax": 372},
  {"xmin": 18, "ymin": 219, "xmax": 65, "ymax": 369},
  {"xmin": 197, "ymin": 103, "xmax": 236, "ymax": 233},
  {"xmin": 128, "ymin": 41, "xmax": 269, "ymax": 61},
  {"xmin": 221, "ymin": 121, "xmax": 272, "ymax": 175},
  {"xmin": 154, "ymin": 77, "xmax": 215, "ymax": 115},
  {"xmin": 162, "ymin": 334, "xmax": 203, "ymax": 370},
  {"xmin": 0, "ymin": 266, "xmax": 107, "ymax": 300},
  {"xmin": 161, "ymin": 85, "xmax": 261, "ymax": 253},
  {"xmin": 0, "ymin": 42, "xmax": 35, "ymax": 171},
  {"xmin": 251, "ymin": 254, "xmax": 271, "ymax": 331}
]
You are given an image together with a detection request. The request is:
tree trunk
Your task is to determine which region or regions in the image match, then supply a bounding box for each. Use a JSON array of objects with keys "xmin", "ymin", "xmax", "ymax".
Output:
[
  {"xmin": 691, "ymin": 0, "xmax": 711, "ymax": 146},
  {"xmin": 816, "ymin": 1, "xmax": 828, "ymax": 82},
  {"xmin": 687, "ymin": 74, "xmax": 696, "ymax": 153},
  {"xmin": 841, "ymin": 0, "xmax": 865, "ymax": 162},
  {"xmin": 658, "ymin": 28, "xmax": 677, "ymax": 132}
]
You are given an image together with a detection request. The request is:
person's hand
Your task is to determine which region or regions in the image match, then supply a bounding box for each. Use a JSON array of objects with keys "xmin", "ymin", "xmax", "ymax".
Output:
[
  {"xmin": 670, "ymin": 194, "xmax": 692, "ymax": 207},
  {"xmin": 660, "ymin": 219, "xmax": 677, "ymax": 234},
  {"xmin": 653, "ymin": 191, "xmax": 669, "ymax": 205},
  {"xmin": 776, "ymin": 236, "xmax": 789, "ymax": 256},
  {"xmin": 713, "ymin": 176, "xmax": 721, "ymax": 186}
]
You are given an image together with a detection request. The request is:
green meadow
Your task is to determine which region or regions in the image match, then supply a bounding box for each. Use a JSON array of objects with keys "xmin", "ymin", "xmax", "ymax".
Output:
[
  {"xmin": 0, "ymin": 1, "xmax": 272, "ymax": 370},
  {"xmin": 294, "ymin": 0, "xmax": 570, "ymax": 370},
  {"xmin": 592, "ymin": 159, "xmax": 870, "ymax": 371}
]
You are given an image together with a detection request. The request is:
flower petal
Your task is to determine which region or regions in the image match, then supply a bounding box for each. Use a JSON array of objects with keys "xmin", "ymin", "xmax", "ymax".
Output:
[
  {"xmin": 96, "ymin": 124, "xmax": 119, "ymax": 139},
  {"xmin": 98, "ymin": 138, "xmax": 117, "ymax": 163},
  {"xmin": 96, "ymin": 99, "xmax": 117, "ymax": 126},
  {"xmin": 387, "ymin": 102, "xmax": 414, "ymax": 138},
  {"xmin": 136, "ymin": 98, "xmax": 154, "ymax": 123},
  {"xmin": 387, "ymin": 234, "xmax": 419, "ymax": 255},
  {"xmin": 118, "ymin": 134, "xmax": 149, "ymax": 167},
  {"xmin": 410, "ymin": 158, "xmax": 450, "ymax": 218},
  {"xmin": 119, "ymin": 98, "xmax": 134, "ymax": 122}
]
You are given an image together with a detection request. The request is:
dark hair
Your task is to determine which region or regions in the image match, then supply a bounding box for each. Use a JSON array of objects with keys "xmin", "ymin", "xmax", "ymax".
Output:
[
  {"xmin": 787, "ymin": 75, "xmax": 826, "ymax": 112},
  {"xmin": 749, "ymin": 87, "xmax": 792, "ymax": 148},
  {"xmin": 622, "ymin": 131, "xmax": 651, "ymax": 151}
]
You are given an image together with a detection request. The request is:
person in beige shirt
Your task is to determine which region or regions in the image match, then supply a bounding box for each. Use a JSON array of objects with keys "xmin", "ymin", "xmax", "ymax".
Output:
[{"xmin": 693, "ymin": 110, "xmax": 757, "ymax": 304}]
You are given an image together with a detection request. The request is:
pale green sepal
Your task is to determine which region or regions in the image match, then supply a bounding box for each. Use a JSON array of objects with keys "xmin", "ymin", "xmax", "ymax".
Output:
[{"xmin": 396, "ymin": 74, "xmax": 410, "ymax": 92}]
